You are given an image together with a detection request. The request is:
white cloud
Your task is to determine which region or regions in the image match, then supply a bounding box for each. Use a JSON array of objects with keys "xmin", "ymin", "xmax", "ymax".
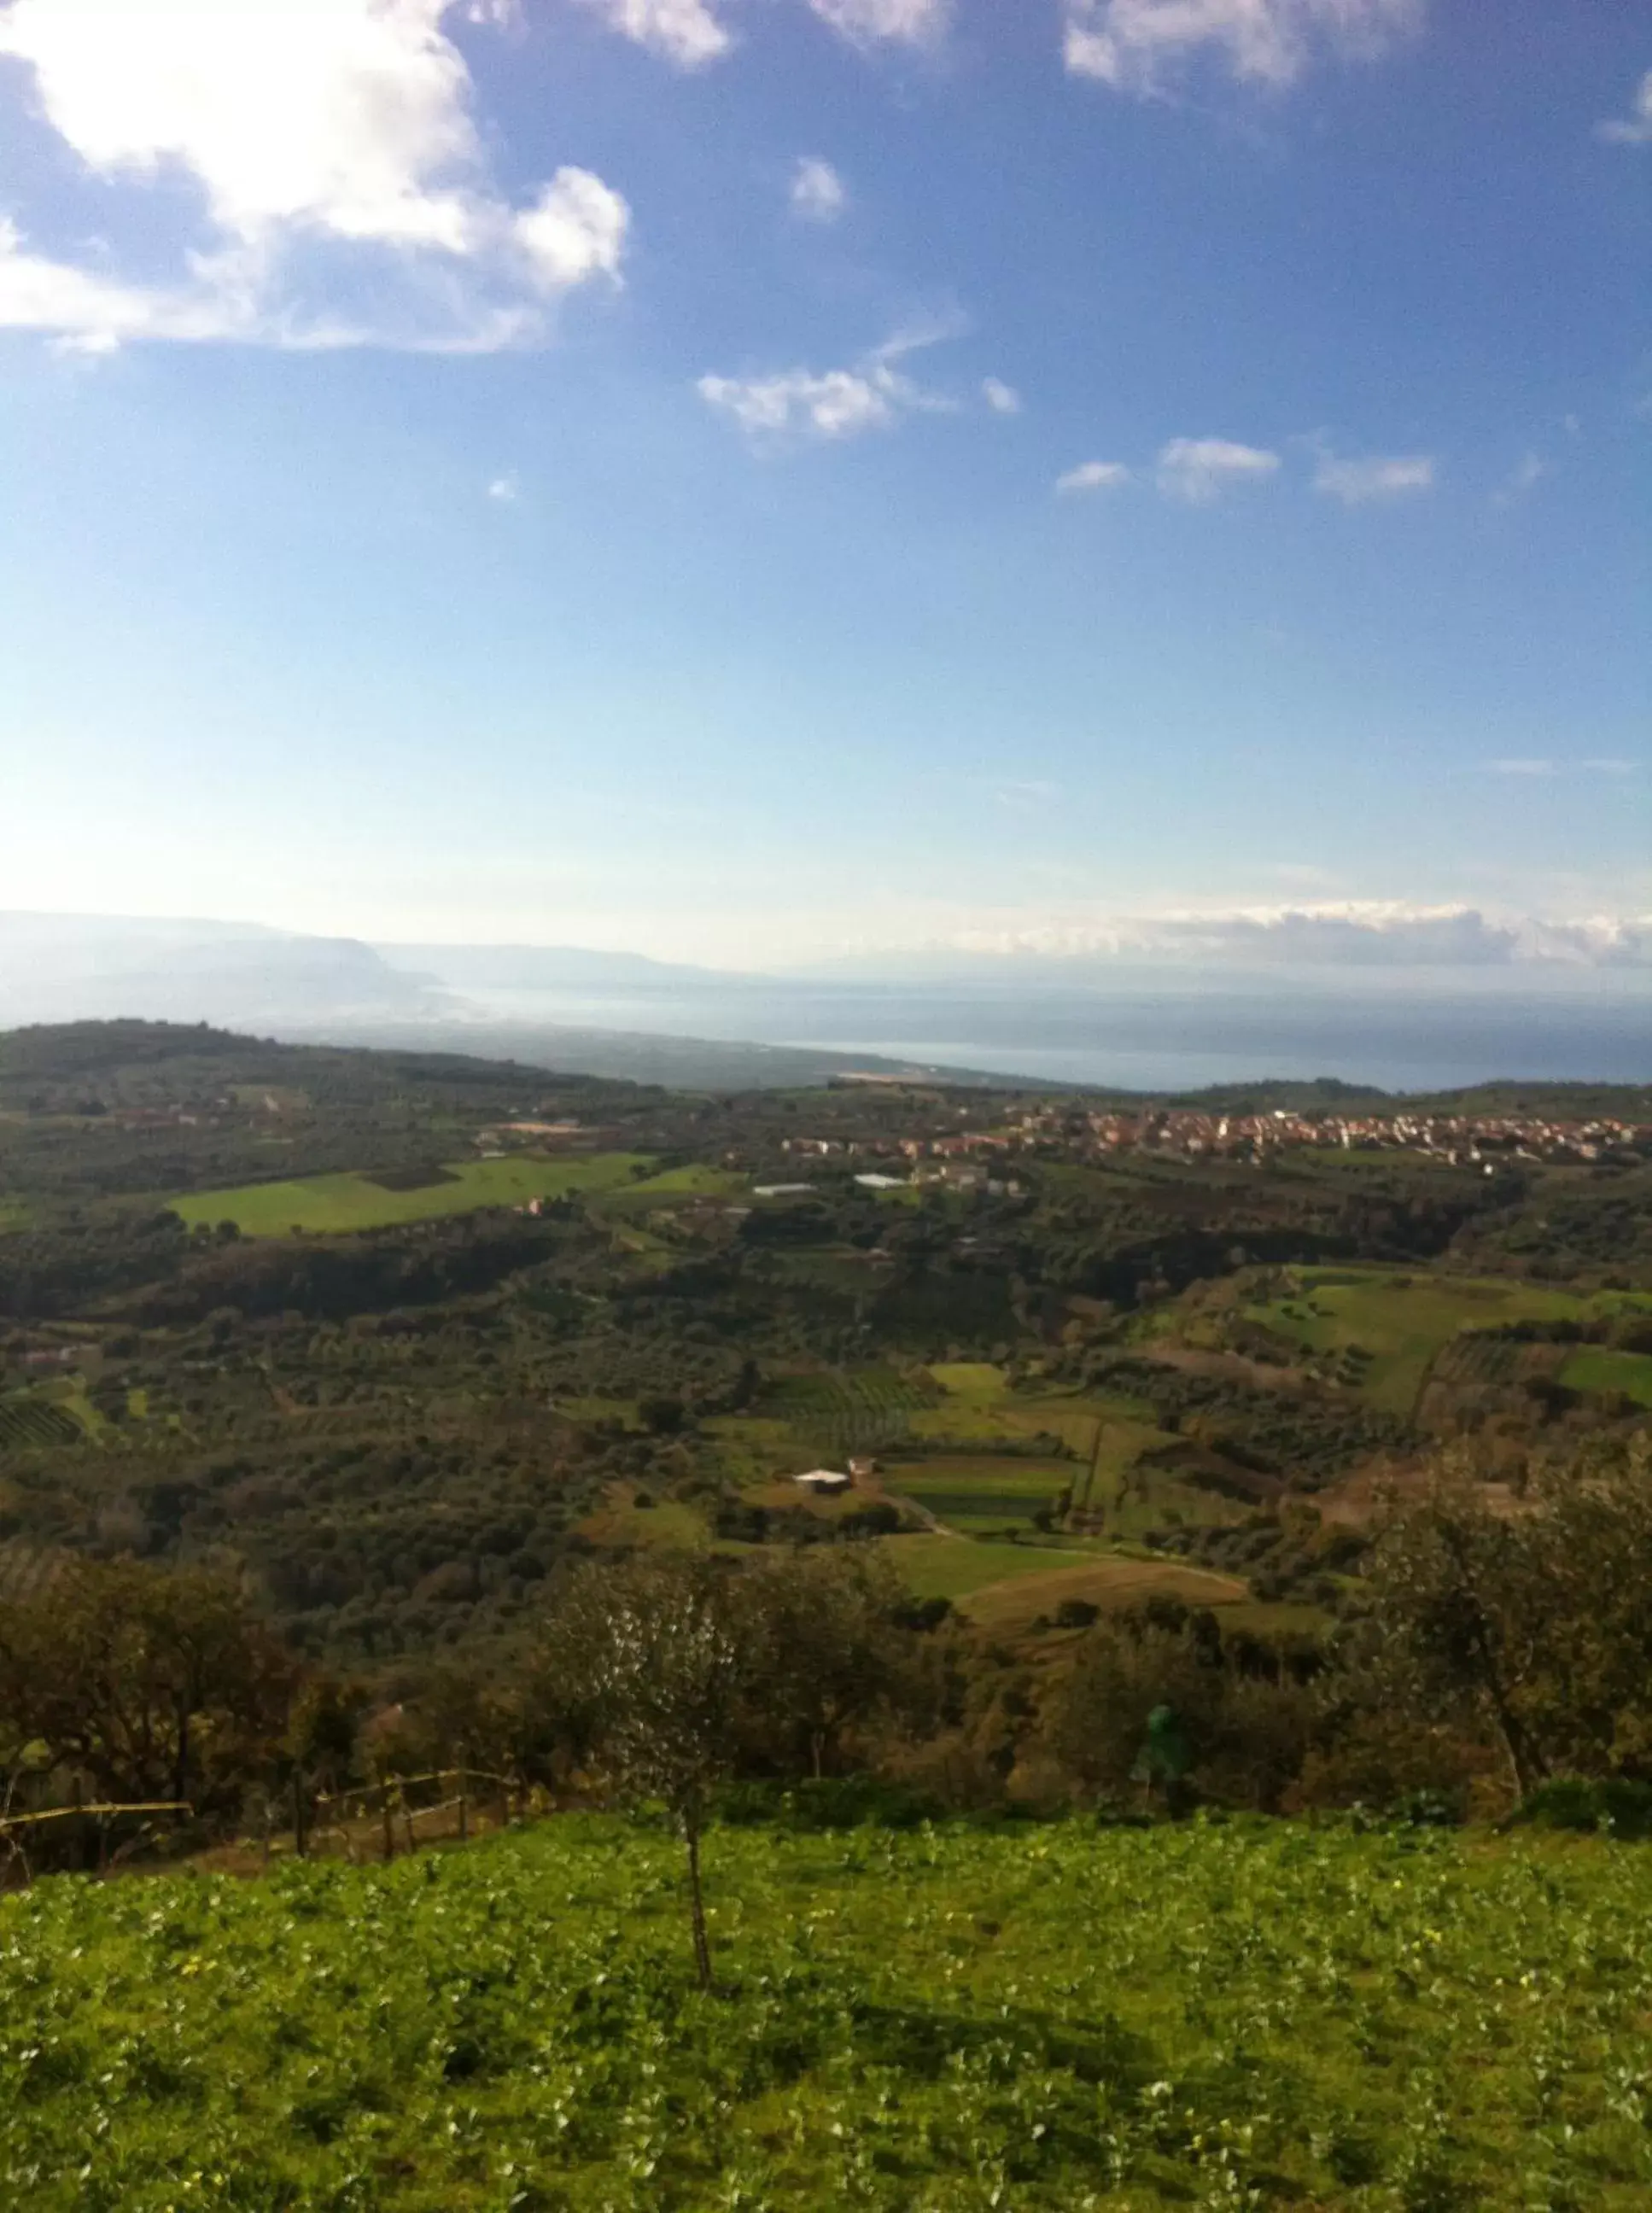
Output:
[
  {"xmin": 698, "ymin": 325, "xmax": 965, "ymax": 442},
  {"xmin": 791, "ymin": 156, "xmax": 847, "ymax": 223},
  {"xmin": 804, "ymin": 0, "xmax": 948, "ymax": 46},
  {"xmin": 982, "ymin": 377, "xmax": 1022, "ymax": 415},
  {"xmin": 487, "ymin": 472, "xmax": 520, "ymax": 501},
  {"xmin": 1312, "ymin": 448, "xmax": 1435, "ymax": 504},
  {"xmin": 577, "ymin": 0, "xmax": 945, "ymax": 63},
  {"xmin": 0, "ymin": 0, "xmax": 628, "ymax": 352},
  {"xmin": 1156, "ymin": 436, "xmax": 1280, "ymax": 502},
  {"xmin": 698, "ymin": 365, "xmax": 904, "ymax": 440},
  {"xmin": 1064, "ymin": 0, "xmax": 1421, "ymax": 95},
  {"xmin": 512, "ymin": 169, "xmax": 629, "ymax": 290},
  {"xmin": 1597, "ymin": 69, "xmax": 1652, "ymax": 146},
  {"xmin": 574, "ymin": 0, "xmax": 733, "ymax": 67},
  {"xmin": 911, "ymin": 902, "xmax": 1652, "ymax": 969},
  {"xmin": 1055, "ymin": 458, "xmax": 1130, "ymax": 494}
]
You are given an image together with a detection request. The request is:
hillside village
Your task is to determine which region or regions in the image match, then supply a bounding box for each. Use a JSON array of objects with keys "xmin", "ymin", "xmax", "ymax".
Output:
[{"xmin": 777, "ymin": 1101, "xmax": 1652, "ymax": 1178}]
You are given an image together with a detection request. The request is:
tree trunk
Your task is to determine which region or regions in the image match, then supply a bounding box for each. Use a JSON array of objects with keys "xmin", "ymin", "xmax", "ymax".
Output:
[
  {"xmin": 173, "ymin": 1705, "xmax": 190, "ymax": 1820},
  {"xmin": 684, "ymin": 1819, "xmax": 713, "ymax": 1992}
]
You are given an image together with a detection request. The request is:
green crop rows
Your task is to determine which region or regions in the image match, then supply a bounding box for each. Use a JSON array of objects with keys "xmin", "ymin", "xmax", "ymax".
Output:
[
  {"xmin": 0, "ymin": 1393, "xmax": 82, "ymax": 1451},
  {"xmin": 6, "ymin": 1816, "xmax": 1652, "ymax": 2209},
  {"xmin": 763, "ymin": 1367, "xmax": 942, "ymax": 1458}
]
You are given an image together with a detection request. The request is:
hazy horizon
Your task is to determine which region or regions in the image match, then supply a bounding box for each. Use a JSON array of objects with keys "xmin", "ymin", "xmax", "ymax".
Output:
[{"xmin": 2, "ymin": 908, "xmax": 1648, "ymax": 1093}]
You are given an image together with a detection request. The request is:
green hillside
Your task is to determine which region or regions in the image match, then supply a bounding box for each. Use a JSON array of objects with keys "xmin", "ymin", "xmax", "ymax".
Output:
[{"xmin": 6, "ymin": 1815, "xmax": 1652, "ymax": 2210}]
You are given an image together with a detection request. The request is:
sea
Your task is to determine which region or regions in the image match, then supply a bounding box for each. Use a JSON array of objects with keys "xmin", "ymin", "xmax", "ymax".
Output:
[{"xmin": 454, "ymin": 968, "xmax": 1652, "ymax": 1095}]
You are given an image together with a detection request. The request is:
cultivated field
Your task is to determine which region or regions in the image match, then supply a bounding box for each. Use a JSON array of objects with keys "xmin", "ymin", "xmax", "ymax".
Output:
[
  {"xmin": 170, "ymin": 1153, "xmax": 652, "ymax": 1236},
  {"xmin": 888, "ymin": 1454, "xmax": 1072, "ymax": 1534},
  {"xmin": 7, "ymin": 1815, "xmax": 1652, "ymax": 2208},
  {"xmin": 1242, "ymin": 1266, "xmax": 1626, "ymax": 1416},
  {"xmin": 1562, "ymin": 1347, "xmax": 1652, "ymax": 1408}
]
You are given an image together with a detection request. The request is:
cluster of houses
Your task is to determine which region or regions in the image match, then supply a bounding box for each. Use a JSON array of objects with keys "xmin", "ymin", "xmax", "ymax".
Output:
[
  {"xmin": 778, "ymin": 1100, "xmax": 1650, "ymax": 1177},
  {"xmin": 1054, "ymin": 1106, "xmax": 1652, "ymax": 1168}
]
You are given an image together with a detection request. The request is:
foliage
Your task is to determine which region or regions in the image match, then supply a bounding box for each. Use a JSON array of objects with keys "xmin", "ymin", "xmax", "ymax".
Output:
[
  {"xmin": 8, "ymin": 1815, "xmax": 1652, "ymax": 2206},
  {"xmin": 1353, "ymin": 1436, "xmax": 1652, "ymax": 1800}
]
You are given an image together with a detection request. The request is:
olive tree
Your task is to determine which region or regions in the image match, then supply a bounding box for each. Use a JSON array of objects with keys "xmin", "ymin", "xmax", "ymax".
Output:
[{"xmin": 539, "ymin": 1555, "xmax": 751, "ymax": 1988}]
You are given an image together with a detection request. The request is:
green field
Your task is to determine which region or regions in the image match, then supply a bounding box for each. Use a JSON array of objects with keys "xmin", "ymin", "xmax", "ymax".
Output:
[
  {"xmin": 880, "ymin": 1532, "xmax": 1100, "ymax": 1599},
  {"xmin": 8, "ymin": 1815, "xmax": 1652, "ymax": 2209},
  {"xmin": 761, "ymin": 1367, "xmax": 940, "ymax": 1459},
  {"xmin": 1243, "ymin": 1266, "xmax": 1599, "ymax": 1416},
  {"xmin": 593, "ymin": 1163, "xmax": 747, "ymax": 1212},
  {"xmin": 170, "ymin": 1153, "xmax": 652, "ymax": 1235},
  {"xmin": 891, "ymin": 1454, "xmax": 1072, "ymax": 1533},
  {"xmin": 1562, "ymin": 1347, "xmax": 1652, "ymax": 1408}
]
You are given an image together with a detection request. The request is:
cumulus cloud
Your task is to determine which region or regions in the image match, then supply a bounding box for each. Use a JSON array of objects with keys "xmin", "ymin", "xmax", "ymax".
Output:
[
  {"xmin": 487, "ymin": 472, "xmax": 520, "ymax": 501},
  {"xmin": 1597, "ymin": 69, "xmax": 1652, "ymax": 146},
  {"xmin": 697, "ymin": 324, "xmax": 970, "ymax": 443},
  {"xmin": 804, "ymin": 0, "xmax": 948, "ymax": 45},
  {"xmin": 1312, "ymin": 448, "xmax": 1435, "ymax": 504},
  {"xmin": 1156, "ymin": 436, "xmax": 1280, "ymax": 502},
  {"xmin": 1055, "ymin": 458, "xmax": 1130, "ymax": 494},
  {"xmin": 0, "ymin": 0, "xmax": 628, "ymax": 351},
  {"xmin": 578, "ymin": 0, "xmax": 946, "ymax": 63},
  {"xmin": 698, "ymin": 363, "xmax": 921, "ymax": 440},
  {"xmin": 790, "ymin": 156, "xmax": 847, "ymax": 222},
  {"xmin": 982, "ymin": 377, "xmax": 1022, "ymax": 414},
  {"xmin": 934, "ymin": 903, "xmax": 1652, "ymax": 969},
  {"xmin": 574, "ymin": 0, "xmax": 732, "ymax": 67},
  {"xmin": 1064, "ymin": 0, "xmax": 1422, "ymax": 94}
]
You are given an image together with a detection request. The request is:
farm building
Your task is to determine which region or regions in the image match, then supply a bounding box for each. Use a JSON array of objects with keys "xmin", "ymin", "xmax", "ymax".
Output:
[{"xmin": 792, "ymin": 1469, "xmax": 852, "ymax": 1495}]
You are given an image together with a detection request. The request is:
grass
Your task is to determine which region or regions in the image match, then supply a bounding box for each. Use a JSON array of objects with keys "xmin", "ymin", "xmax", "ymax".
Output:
[
  {"xmin": 9, "ymin": 1814, "xmax": 1652, "ymax": 2208},
  {"xmin": 1562, "ymin": 1347, "xmax": 1652, "ymax": 1408},
  {"xmin": 592, "ymin": 1164, "xmax": 747, "ymax": 1214},
  {"xmin": 958, "ymin": 1553, "xmax": 1247, "ymax": 1632},
  {"xmin": 1243, "ymin": 1265, "xmax": 1594, "ymax": 1416},
  {"xmin": 927, "ymin": 1362, "xmax": 1008, "ymax": 1399},
  {"xmin": 890, "ymin": 1455, "xmax": 1073, "ymax": 1533},
  {"xmin": 879, "ymin": 1533, "xmax": 1103, "ymax": 1601},
  {"xmin": 170, "ymin": 1153, "xmax": 651, "ymax": 1236}
]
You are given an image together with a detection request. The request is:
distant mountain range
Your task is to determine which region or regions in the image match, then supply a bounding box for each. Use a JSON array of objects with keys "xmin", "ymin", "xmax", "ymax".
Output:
[
  {"xmin": 374, "ymin": 942, "xmax": 733, "ymax": 990},
  {"xmin": 0, "ymin": 914, "xmax": 981, "ymax": 1091},
  {"xmin": 3, "ymin": 911, "xmax": 1649, "ymax": 1094}
]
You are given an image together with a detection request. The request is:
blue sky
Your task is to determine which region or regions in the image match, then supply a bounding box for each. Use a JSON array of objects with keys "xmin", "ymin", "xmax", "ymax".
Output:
[{"xmin": 0, "ymin": 0, "xmax": 1647, "ymax": 966}]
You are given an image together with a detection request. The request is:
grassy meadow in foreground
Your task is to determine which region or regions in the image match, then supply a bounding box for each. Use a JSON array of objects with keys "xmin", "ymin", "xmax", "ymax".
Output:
[{"xmin": 6, "ymin": 1816, "xmax": 1652, "ymax": 2210}]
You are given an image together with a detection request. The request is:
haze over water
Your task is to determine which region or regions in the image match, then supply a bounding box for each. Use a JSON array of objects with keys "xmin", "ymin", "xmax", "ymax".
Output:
[{"xmin": 458, "ymin": 970, "xmax": 1652, "ymax": 1093}]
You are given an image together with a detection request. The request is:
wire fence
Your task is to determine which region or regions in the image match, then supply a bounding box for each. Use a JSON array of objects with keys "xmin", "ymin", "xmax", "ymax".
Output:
[{"xmin": 0, "ymin": 1766, "xmax": 529, "ymax": 1888}]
